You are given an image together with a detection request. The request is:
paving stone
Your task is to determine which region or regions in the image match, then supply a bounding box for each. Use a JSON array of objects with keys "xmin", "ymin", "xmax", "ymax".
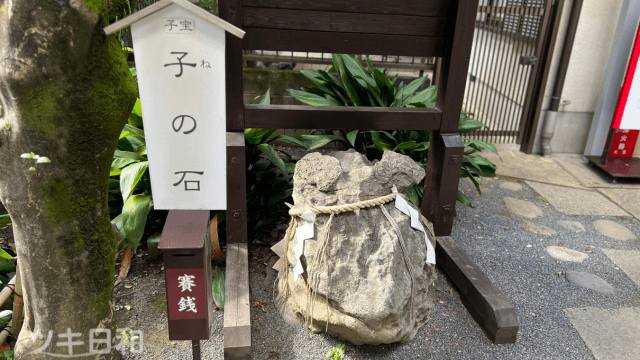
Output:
[
  {"xmin": 502, "ymin": 197, "xmax": 542, "ymax": 219},
  {"xmin": 545, "ymin": 246, "xmax": 588, "ymax": 262},
  {"xmin": 526, "ymin": 181, "xmax": 629, "ymax": 216},
  {"xmin": 602, "ymin": 249, "xmax": 640, "ymax": 288},
  {"xmin": 557, "ymin": 220, "xmax": 586, "ymax": 233},
  {"xmin": 565, "ymin": 307, "xmax": 640, "ymax": 360},
  {"xmin": 593, "ymin": 220, "xmax": 636, "ymax": 241},
  {"xmin": 481, "ymin": 143, "xmax": 582, "ymax": 187},
  {"xmin": 522, "ymin": 220, "xmax": 556, "ymax": 236},
  {"xmin": 598, "ymin": 188, "xmax": 640, "ymax": 221},
  {"xmin": 565, "ymin": 270, "xmax": 614, "ymax": 293},
  {"xmin": 553, "ymin": 153, "xmax": 640, "ymax": 189},
  {"xmin": 499, "ymin": 181, "xmax": 523, "ymax": 192}
]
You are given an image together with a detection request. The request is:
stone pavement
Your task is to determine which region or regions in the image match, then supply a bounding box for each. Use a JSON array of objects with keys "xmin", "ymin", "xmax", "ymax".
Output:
[{"xmin": 476, "ymin": 144, "xmax": 640, "ymax": 360}]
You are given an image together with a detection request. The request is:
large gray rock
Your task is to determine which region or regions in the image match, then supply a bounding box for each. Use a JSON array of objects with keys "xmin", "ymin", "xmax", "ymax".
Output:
[{"xmin": 277, "ymin": 150, "xmax": 436, "ymax": 345}]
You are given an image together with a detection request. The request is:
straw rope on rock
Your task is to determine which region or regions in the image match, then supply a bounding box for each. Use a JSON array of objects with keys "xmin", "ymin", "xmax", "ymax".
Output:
[{"xmin": 274, "ymin": 150, "xmax": 437, "ymax": 345}]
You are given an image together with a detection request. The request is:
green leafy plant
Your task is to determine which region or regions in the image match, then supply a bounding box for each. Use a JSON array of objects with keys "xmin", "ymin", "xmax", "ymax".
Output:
[
  {"xmin": 326, "ymin": 344, "xmax": 345, "ymax": 360},
  {"xmin": 538, "ymin": 196, "xmax": 548, "ymax": 203},
  {"xmin": 0, "ymin": 248, "xmax": 15, "ymax": 285},
  {"xmin": 2, "ymin": 349, "xmax": 13, "ymax": 360},
  {"xmin": 109, "ymin": 98, "xmax": 164, "ymax": 254},
  {"xmin": 212, "ymin": 269, "xmax": 225, "ymax": 310},
  {"xmin": 244, "ymin": 91, "xmax": 309, "ymax": 241},
  {"xmin": 287, "ymin": 54, "xmax": 497, "ymax": 207},
  {"xmin": 20, "ymin": 152, "xmax": 51, "ymax": 173}
]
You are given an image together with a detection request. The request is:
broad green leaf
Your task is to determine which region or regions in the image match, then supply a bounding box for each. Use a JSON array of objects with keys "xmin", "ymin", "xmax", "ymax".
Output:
[
  {"xmin": 405, "ymin": 85, "xmax": 437, "ymax": 106},
  {"xmin": 136, "ymin": 145, "xmax": 147, "ymax": 157},
  {"xmin": 462, "ymin": 138, "xmax": 498, "ymax": 154},
  {"xmin": 257, "ymin": 144, "xmax": 289, "ymax": 182},
  {"xmin": 110, "ymin": 169, "xmax": 122, "ymax": 177},
  {"xmin": 406, "ymin": 186, "xmax": 420, "ymax": 207},
  {"xmin": 0, "ymin": 248, "xmax": 13, "ymax": 260},
  {"xmin": 20, "ymin": 152, "xmax": 35, "ymax": 159},
  {"xmin": 346, "ymin": 130, "xmax": 359, "ymax": 147},
  {"xmin": 332, "ymin": 54, "xmax": 363, "ymax": 106},
  {"xmin": 318, "ymin": 71, "xmax": 349, "ymax": 101},
  {"xmin": 0, "ymin": 214, "xmax": 10, "ymax": 226},
  {"xmin": 120, "ymin": 123, "xmax": 145, "ymax": 140},
  {"xmin": 0, "ymin": 259, "xmax": 15, "ymax": 274},
  {"xmin": 111, "ymin": 158, "xmax": 137, "ymax": 171},
  {"xmin": 36, "ymin": 156, "xmax": 51, "ymax": 163},
  {"xmin": 117, "ymin": 194, "xmax": 152, "ymax": 251},
  {"xmin": 299, "ymin": 134, "xmax": 336, "ymax": 150},
  {"xmin": 259, "ymin": 89, "xmax": 271, "ymax": 105},
  {"xmin": 287, "ymin": 89, "xmax": 343, "ymax": 106},
  {"xmin": 28, "ymin": 167, "xmax": 36, "ymax": 172},
  {"xmin": 213, "ymin": 270, "xmax": 225, "ymax": 310},
  {"xmin": 342, "ymin": 54, "xmax": 377, "ymax": 91},
  {"xmin": 300, "ymin": 71, "xmax": 342, "ymax": 101},
  {"xmin": 147, "ymin": 232, "xmax": 162, "ymax": 260},
  {"xmin": 393, "ymin": 141, "xmax": 417, "ymax": 152},
  {"xmin": 458, "ymin": 118, "xmax": 487, "ymax": 133},
  {"xmin": 0, "ymin": 310, "xmax": 12, "ymax": 324},
  {"xmin": 403, "ymin": 76, "xmax": 430, "ymax": 99},
  {"xmin": 131, "ymin": 98, "xmax": 142, "ymax": 117},
  {"xmin": 371, "ymin": 131, "xmax": 394, "ymax": 152},
  {"xmin": 457, "ymin": 191, "xmax": 473, "ymax": 207},
  {"xmin": 114, "ymin": 150, "xmax": 140, "ymax": 160},
  {"xmin": 268, "ymin": 134, "xmax": 309, "ymax": 148},
  {"xmin": 461, "ymin": 168, "xmax": 481, "ymax": 194},
  {"xmin": 463, "ymin": 154, "xmax": 484, "ymax": 176},
  {"xmin": 120, "ymin": 161, "xmax": 149, "ymax": 202}
]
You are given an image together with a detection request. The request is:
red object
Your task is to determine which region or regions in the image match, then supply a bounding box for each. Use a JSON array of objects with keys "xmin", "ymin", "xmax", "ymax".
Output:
[
  {"xmin": 608, "ymin": 129, "xmax": 639, "ymax": 157},
  {"xmin": 166, "ymin": 268, "xmax": 208, "ymax": 320},
  {"xmin": 612, "ymin": 21, "xmax": 640, "ymax": 129}
]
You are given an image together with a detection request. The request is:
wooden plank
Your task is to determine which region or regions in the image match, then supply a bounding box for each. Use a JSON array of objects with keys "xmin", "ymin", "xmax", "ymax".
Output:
[
  {"xmin": 436, "ymin": 236, "xmax": 519, "ymax": 344},
  {"xmin": 223, "ymin": 243, "xmax": 240, "ymax": 329},
  {"xmin": 223, "ymin": 243, "xmax": 251, "ymax": 359},
  {"xmin": 226, "ymin": 143, "xmax": 248, "ymax": 244},
  {"xmin": 242, "ymin": 0, "xmax": 449, "ymax": 17},
  {"xmin": 220, "ymin": 0, "xmax": 245, "ymax": 131},
  {"xmin": 244, "ymin": 105, "xmax": 442, "ymax": 130},
  {"xmin": 243, "ymin": 8, "xmax": 446, "ymax": 37},
  {"xmin": 242, "ymin": 54, "xmax": 437, "ymax": 71},
  {"xmin": 421, "ymin": 132, "xmax": 463, "ymax": 236},
  {"xmin": 437, "ymin": 0, "xmax": 480, "ymax": 133},
  {"xmin": 224, "ymin": 326, "xmax": 251, "ymax": 359},
  {"xmin": 236, "ymin": 243, "xmax": 251, "ymax": 327},
  {"xmin": 244, "ymin": 29, "xmax": 444, "ymax": 58}
]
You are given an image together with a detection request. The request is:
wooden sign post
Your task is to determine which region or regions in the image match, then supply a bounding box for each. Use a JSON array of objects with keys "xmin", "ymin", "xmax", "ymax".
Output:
[{"xmin": 105, "ymin": 1, "xmax": 244, "ymax": 359}]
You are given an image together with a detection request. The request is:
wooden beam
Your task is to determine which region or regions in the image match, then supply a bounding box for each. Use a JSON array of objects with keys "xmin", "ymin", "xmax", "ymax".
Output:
[
  {"xmin": 244, "ymin": 104, "xmax": 442, "ymax": 130},
  {"xmin": 436, "ymin": 0, "xmax": 479, "ymax": 133},
  {"xmin": 243, "ymin": 29, "xmax": 444, "ymax": 58},
  {"xmin": 243, "ymin": 8, "xmax": 446, "ymax": 37},
  {"xmin": 436, "ymin": 236, "xmax": 519, "ymax": 344},
  {"xmin": 242, "ymin": 0, "xmax": 449, "ymax": 17}
]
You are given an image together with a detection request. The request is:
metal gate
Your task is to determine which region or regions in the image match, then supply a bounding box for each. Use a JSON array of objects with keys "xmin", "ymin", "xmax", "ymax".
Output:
[{"xmin": 463, "ymin": 0, "xmax": 553, "ymax": 143}]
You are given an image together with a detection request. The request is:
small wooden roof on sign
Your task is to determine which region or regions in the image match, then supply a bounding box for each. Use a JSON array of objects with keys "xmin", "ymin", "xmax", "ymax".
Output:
[{"xmin": 103, "ymin": 0, "xmax": 245, "ymax": 39}]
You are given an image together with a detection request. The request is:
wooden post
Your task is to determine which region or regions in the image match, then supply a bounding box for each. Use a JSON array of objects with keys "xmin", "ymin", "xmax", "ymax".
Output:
[{"xmin": 421, "ymin": 132, "xmax": 464, "ymax": 237}]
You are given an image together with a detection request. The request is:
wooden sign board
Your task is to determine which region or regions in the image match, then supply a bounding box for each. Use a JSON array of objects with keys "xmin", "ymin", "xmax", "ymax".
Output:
[
  {"xmin": 105, "ymin": 0, "xmax": 244, "ymax": 210},
  {"xmin": 612, "ymin": 19, "xmax": 640, "ymax": 130}
]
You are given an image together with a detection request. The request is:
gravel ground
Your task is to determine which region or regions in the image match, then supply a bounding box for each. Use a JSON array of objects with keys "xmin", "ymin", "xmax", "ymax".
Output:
[{"xmin": 119, "ymin": 176, "xmax": 640, "ymax": 359}]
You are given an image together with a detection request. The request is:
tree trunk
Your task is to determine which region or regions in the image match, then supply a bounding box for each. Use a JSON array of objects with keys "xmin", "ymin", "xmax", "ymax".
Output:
[{"xmin": 0, "ymin": 0, "xmax": 137, "ymax": 358}]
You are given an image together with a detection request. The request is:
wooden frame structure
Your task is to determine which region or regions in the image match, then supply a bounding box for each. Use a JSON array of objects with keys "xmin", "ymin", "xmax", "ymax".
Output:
[{"xmin": 221, "ymin": 1, "xmax": 518, "ymax": 358}]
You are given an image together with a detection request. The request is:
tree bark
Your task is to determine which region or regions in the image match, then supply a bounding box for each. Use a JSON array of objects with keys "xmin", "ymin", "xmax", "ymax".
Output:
[{"xmin": 0, "ymin": 0, "xmax": 137, "ymax": 358}]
